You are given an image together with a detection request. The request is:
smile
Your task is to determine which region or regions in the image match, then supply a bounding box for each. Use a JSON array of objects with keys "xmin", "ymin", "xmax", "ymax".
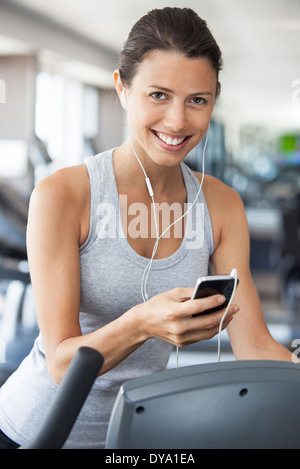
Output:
[
  {"xmin": 155, "ymin": 131, "xmax": 186, "ymax": 146},
  {"xmin": 152, "ymin": 130, "xmax": 189, "ymax": 148}
]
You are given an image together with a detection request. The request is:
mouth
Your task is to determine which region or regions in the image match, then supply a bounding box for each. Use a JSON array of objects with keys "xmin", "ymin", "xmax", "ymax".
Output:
[{"xmin": 151, "ymin": 129, "xmax": 191, "ymax": 150}]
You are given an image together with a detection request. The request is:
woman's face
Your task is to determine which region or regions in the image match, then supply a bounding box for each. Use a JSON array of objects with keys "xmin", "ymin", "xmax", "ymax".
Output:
[{"xmin": 116, "ymin": 50, "xmax": 219, "ymax": 167}]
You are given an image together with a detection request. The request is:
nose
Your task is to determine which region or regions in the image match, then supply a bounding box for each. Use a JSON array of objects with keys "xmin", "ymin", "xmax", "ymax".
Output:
[{"xmin": 163, "ymin": 100, "xmax": 187, "ymax": 133}]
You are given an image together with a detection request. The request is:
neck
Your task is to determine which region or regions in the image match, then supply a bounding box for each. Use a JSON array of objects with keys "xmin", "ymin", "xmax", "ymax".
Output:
[{"xmin": 114, "ymin": 138, "xmax": 183, "ymax": 195}]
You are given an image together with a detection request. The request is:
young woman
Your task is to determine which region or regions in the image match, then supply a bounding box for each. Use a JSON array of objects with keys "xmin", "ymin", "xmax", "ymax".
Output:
[{"xmin": 0, "ymin": 7, "xmax": 292, "ymax": 449}]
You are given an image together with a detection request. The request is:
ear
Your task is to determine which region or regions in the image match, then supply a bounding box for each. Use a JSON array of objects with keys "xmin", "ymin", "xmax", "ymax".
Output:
[
  {"xmin": 113, "ymin": 69, "xmax": 127, "ymax": 110},
  {"xmin": 216, "ymin": 81, "xmax": 221, "ymax": 99}
]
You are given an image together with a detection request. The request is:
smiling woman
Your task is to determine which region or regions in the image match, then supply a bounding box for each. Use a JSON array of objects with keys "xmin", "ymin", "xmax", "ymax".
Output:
[
  {"xmin": 0, "ymin": 6, "xmax": 292, "ymax": 450},
  {"xmin": 114, "ymin": 51, "xmax": 217, "ymax": 166},
  {"xmin": 114, "ymin": 7, "xmax": 221, "ymax": 168}
]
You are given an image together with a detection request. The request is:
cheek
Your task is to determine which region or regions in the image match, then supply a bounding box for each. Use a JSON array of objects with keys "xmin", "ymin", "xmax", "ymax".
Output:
[
  {"xmin": 191, "ymin": 107, "xmax": 214, "ymax": 132},
  {"xmin": 127, "ymin": 104, "xmax": 162, "ymax": 131}
]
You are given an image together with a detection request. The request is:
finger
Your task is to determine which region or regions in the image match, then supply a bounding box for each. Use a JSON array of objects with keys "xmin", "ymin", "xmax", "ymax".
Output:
[
  {"xmin": 179, "ymin": 307, "xmax": 237, "ymax": 346},
  {"xmin": 185, "ymin": 303, "xmax": 238, "ymax": 332},
  {"xmin": 177, "ymin": 316, "xmax": 231, "ymax": 346},
  {"xmin": 169, "ymin": 287, "xmax": 194, "ymax": 302},
  {"xmin": 179, "ymin": 294, "xmax": 226, "ymax": 316}
]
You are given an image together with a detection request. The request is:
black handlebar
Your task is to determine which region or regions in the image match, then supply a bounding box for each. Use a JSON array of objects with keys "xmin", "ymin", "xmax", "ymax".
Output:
[{"xmin": 21, "ymin": 347, "xmax": 104, "ymax": 449}]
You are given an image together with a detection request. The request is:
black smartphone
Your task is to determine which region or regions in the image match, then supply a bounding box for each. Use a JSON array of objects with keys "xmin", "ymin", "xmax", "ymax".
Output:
[{"xmin": 191, "ymin": 274, "xmax": 239, "ymax": 316}]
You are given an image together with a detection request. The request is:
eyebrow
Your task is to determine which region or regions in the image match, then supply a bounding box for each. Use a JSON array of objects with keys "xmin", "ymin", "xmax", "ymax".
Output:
[{"xmin": 147, "ymin": 85, "xmax": 213, "ymax": 96}]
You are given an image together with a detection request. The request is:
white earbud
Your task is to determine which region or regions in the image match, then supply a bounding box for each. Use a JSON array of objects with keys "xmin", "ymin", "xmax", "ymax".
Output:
[{"xmin": 121, "ymin": 89, "xmax": 127, "ymax": 107}]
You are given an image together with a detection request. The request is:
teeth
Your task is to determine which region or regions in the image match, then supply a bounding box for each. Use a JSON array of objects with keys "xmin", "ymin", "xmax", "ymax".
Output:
[{"xmin": 156, "ymin": 132, "xmax": 186, "ymax": 146}]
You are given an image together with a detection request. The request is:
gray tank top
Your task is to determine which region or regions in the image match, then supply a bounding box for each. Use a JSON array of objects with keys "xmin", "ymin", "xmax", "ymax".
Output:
[{"xmin": 0, "ymin": 149, "xmax": 214, "ymax": 448}]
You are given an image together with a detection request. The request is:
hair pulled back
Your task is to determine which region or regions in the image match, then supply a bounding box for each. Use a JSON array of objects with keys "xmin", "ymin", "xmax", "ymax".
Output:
[{"xmin": 119, "ymin": 7, "xmax": 223, "ymax": 88}]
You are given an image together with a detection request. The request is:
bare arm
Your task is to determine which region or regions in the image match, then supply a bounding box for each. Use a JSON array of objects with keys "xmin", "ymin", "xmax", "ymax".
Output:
[
  {"xmin": 27, "ymin": 167, "xmax": 148, "ymax": 383},
  {"xmin": 206, "ymin": 177, "xmax": 292, "ymax": 361}
]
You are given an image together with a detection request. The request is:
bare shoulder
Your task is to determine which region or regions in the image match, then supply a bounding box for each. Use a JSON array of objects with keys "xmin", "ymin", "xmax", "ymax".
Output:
[
  {"xmin": 31, "ymin": 164, "xmax": 89, "ymax": 206},
  {"xmin": 28, "ymin": 164, "xmax": 90, "ymax": 244},
  {"xmin": 29, "ymin": 164, "xmax": 89, "ymax": 218},
  {"xmin": 194, "ymin": 172, "xmax": 247, "ymax": 248},
  {"xmin": 194, "ymin": 171, "xmax": 244, "ymax": 212}
]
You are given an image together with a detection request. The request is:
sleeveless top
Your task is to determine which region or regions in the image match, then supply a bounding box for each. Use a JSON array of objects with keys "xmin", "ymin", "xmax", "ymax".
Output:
[{"xmin": 0, "ymin": 149, "xmax": 214, "ymax": 449}]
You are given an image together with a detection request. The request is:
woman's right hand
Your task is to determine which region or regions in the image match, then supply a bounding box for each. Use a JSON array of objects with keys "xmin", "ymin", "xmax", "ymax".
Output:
[{"xmin": 135, "ymin": 287, "xmax": 239, "ymax": 348}]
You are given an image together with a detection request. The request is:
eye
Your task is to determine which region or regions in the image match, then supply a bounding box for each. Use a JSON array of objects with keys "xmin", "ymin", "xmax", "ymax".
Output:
[
  {"xmin": 190, "ymin": 97, "xmax": 206, "ymax": 105},
  {"xmin": 151, "ymin": 92, "xmax": 167, "ymax": 101}
]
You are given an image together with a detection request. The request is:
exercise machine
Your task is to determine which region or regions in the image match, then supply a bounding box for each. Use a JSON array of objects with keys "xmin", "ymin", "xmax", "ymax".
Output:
[
  {"xmin": 21, "ymin": 347, "xmax": 103, "ymax": 449},
  {"xmin": 20, "ymin": 349, "xmax": 300, "ymax": 449},
  {"xmin": 0, "ymin": 135, "xmax": 53, "ymax": 385},
  {"xmin": 105, "ymin": 359, "xmax": 300, "ymax": 449}
]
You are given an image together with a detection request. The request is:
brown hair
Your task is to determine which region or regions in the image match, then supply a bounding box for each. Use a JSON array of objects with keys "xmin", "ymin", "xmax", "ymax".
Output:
[{"xmin": 119, "ymin": 7, "xmax": 223, "ymax": 88}]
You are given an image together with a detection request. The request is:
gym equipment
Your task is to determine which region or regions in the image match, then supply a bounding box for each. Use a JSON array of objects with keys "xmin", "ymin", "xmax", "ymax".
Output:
[
  {"xmin": 18, "ymin": 352, "xmax": 300, "ymax": 449},
  {"xmin": 106, "ymin": 359, "xmax": 300, "ymax": 449},
  {"xmin": 21, "ymin": 347, "xmax": 103, "ymax": 449},
  {"xmin": 0, "ymin": 135, "xmax": 53, "ymax": 384}
]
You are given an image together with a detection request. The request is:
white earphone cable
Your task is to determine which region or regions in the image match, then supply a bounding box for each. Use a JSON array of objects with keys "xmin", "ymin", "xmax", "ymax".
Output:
[
  {"xmin": 129, "ymin": 138, "xmax": 160, "ymax": 301},
  {"xmin": 129, "ymin": 132, "xmax": 209, "ymax": 302},
  {"xmin": 217, "ymin": 268, "xmax": 238, "ymax": 362},
  {"xmin": 125, "ymin": 92, "xmax": 235, "ymax": 364},
  {"xmin": 128, "ymin": 131, "xmax": 240, "ymax": 367}
]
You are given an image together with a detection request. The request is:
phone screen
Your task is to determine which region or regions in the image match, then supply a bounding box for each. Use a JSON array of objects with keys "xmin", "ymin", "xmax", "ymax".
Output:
[{"xmin": 192, "ymin": 277, "xmax": 238, "ymax": 315}]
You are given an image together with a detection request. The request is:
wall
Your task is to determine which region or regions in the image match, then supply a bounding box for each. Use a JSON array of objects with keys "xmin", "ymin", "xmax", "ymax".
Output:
[{"xmin": 0, "ymin": 55, "xmax": 36, "ymax": 140}]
